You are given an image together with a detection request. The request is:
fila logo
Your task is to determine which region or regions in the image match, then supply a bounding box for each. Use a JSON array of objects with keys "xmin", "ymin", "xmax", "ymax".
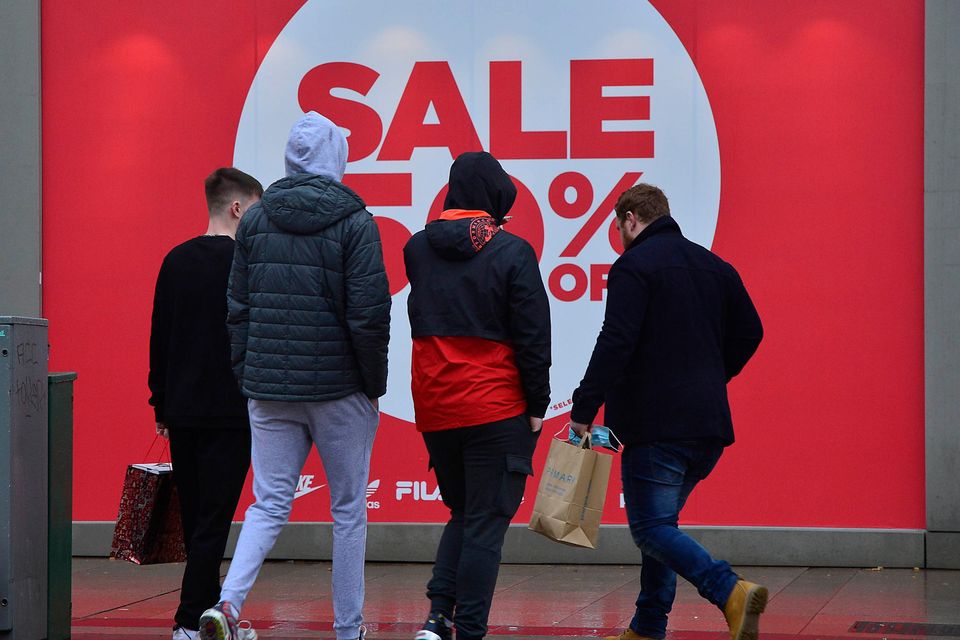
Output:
[
  {"xmin": 294, "ymin": 475, "xmax": 326, "ymax": 500},
  {"xmin": 396, "ymin": 480, "xmax": 442, "ymax": 501},
  {"xmin": 619, "ymin": 493, "xmax": 625, "ymax": 509},
  {"xmin": 366, "ymin": 479, "xmax": 381, "ymax": 510}
]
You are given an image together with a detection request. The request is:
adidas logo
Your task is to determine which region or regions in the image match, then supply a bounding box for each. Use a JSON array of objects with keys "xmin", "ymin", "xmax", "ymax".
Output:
[{"xmin": 366, "ymin": 479, "xmax": 381, "ymax": 509}]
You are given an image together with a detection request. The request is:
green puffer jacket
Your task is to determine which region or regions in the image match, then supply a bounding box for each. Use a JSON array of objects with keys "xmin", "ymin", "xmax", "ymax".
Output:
[{"xmin": 227, "ymin": 173, "xmax": 391, "ymax": 401}]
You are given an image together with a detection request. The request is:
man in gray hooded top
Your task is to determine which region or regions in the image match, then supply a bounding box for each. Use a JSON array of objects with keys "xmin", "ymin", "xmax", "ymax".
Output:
[{"xmin": 199, "ymin": 111, "xmax": 390, "ymax": 640}]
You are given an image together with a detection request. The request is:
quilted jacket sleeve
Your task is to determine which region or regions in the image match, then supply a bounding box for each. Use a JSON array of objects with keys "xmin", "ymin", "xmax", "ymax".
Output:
[
  {"xmin": 226, "ymin": 219, "xmax": 251, "ymax": 387},
  {"xmin": 343, "ymin": 210, "xmax": 391, "ymax": 398}
]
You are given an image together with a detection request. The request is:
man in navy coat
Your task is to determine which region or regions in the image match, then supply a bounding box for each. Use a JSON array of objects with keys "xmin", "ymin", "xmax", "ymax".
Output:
[{"xmin": 570, "ymin": 184, "xmax": 765, "ymax": 640}]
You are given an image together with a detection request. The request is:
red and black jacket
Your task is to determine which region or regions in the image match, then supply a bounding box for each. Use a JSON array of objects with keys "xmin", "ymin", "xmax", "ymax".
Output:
[{"xmin": 403, "ymin": 152, "xmax": 551, "ymax": 432}]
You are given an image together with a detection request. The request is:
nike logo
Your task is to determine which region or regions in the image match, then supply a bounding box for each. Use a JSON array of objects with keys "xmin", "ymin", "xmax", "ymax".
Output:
[{"xmin": 294, "ymin": 483, "xmax": 326, "ymax": 500}]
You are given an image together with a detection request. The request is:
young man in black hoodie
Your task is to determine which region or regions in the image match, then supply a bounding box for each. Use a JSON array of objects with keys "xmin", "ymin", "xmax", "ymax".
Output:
[
  {"xmin": 569, "ymin": 184, "xmax": 765, "ymax": 640},
  {"xmin": 148, "ymin": 167, "xmax": 263, "ymax": 640},
  {"xmin": 403, "ymin": 151, "xmax": 551, "ymax": 640}
]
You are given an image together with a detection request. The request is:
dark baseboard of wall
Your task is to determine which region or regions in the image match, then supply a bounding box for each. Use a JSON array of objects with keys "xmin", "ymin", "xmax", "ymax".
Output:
[
  {"xmin": 926, "ymin": 531, "xmax": 960, "ymax": 569},
  {"xmin": 75, "ymin": 522, "xmax": 932, "ymax": 568}
]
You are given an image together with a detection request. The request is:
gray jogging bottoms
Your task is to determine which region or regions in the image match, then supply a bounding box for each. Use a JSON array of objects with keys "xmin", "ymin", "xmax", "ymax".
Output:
[{"xmin": 220, "ymin": 393, "xmax": 379, "ymax": 640}]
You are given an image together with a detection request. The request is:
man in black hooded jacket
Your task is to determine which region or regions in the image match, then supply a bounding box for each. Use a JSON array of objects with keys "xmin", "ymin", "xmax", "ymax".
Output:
[{"xmin": 403, "ymin": 151, "xmax": 551, "ymax": 640}]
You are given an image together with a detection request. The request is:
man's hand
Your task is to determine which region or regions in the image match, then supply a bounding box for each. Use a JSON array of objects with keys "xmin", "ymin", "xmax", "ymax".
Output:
[
  {"xmin": 528, "ymin": 416, "xmax": 543, "ymax": 433},
  {"xmin": 156, "ymin": 422, "xmax": 169, "ymax": 439},
  {"xmin": 569, "ymin": 420, "xmax": 591, "ymax": 437},
  {"xmin": 368, "ymin": 397, "xmax": 379, "ymax": 412}
]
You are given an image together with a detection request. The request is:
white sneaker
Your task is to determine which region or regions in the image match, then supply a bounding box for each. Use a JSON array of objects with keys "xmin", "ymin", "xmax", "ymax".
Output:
[
  {"xmin": 237, "ymin": 620, "xmax": 259, "ymax": 640},
  {"xmin": 172, "ymin": 627, "xmax": 198, "ymax": 640},
  {"xmin": 414, "ymin": 612, "xmax": 453, "ymax": 640},
  {"xmin": 198, "ymin": 601, "xmax": 258, "ymax": 640}
]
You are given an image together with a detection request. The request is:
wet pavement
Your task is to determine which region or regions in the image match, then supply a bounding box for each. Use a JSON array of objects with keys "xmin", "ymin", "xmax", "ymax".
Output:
[{"xmin": 71, "ymin": 559, "xmax": 960, "ymax": 639}]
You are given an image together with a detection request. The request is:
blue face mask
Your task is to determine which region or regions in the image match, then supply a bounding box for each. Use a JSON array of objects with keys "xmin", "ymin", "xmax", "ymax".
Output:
[{"xmin": 567, "ymin": 425, "xmax": 622, "ymax": 453}]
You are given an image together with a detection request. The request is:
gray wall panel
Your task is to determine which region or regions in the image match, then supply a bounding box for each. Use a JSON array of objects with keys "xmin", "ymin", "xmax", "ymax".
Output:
[
  {"xmin": 925, "ymin": 0, "xmax": 960, "ymax": 533},
  {"xmin": 0, "ymin": 0, "xmax": 42, "ymax": 317}
]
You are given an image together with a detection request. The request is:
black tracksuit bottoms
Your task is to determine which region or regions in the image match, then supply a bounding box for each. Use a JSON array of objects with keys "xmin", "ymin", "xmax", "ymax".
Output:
[
  {"xmin": 421, "ymin": 414, "xmax": 541, "ymax": 639},
  {"xmin": 168, "ymin": 426, "xmax": 251, "ymax": 629}
]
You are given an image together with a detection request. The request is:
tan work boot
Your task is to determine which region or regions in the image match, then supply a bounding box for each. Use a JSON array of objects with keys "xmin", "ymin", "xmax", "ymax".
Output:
[
  {"xmin": 604, "ymin": 629, "xmax": 656, "ymax": 640},
  {"xmin": 723, "ymin": 579, "xmax": 768, "ymax": 640}
]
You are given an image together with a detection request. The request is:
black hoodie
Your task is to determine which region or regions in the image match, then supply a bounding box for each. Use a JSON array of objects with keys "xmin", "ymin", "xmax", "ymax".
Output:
[
  {"xmin": 403, "ymin": 153, "xmax": 551, "ymax": 426},
  {"xmin": 443, "ymin": 152, "xmax": 517, "ymax": 224}
]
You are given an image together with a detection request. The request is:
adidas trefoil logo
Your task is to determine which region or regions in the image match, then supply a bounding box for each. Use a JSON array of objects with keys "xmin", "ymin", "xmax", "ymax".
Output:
[{"xmin": 366, "ymin": 479, "xmax": 381, "ymax": 509}]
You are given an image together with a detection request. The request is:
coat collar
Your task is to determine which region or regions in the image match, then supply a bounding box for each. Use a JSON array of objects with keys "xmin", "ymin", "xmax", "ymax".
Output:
[{"xmin": 625, "ymin": 215, "xmax": 682, "ymax": 252}]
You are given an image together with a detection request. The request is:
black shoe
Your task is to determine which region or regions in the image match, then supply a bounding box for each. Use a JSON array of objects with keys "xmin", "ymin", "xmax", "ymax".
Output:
[{"xmin": 414, "ymin": 612, "xmax": 453, "ymax": 640}]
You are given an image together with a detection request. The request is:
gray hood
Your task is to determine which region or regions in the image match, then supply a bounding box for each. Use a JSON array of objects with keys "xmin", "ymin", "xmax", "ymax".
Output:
[{"xmin": 284, "ymin": 111, "xmax": 348, "ymax": 180}]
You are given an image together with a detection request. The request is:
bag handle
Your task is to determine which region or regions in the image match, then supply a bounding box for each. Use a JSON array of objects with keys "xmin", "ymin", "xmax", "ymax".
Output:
[
  {"xmin": 557, "ymin": 423, "xmax": 594, "ymax": 450},
  {"xmin": 578, "ymin": 432, "xmax": 592, "ymax": 450},
  {"xmin": 143, "ymin": 434, "xmax": 171, "ymax": 464}
]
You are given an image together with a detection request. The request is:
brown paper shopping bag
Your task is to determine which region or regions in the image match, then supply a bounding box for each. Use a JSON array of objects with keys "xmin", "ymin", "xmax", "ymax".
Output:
[{"xmin": 528, "ymin": 433, "xmax": 612, "ymax": 549}]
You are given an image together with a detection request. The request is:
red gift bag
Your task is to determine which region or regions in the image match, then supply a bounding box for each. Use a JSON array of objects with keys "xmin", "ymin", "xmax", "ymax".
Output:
[{"xmin": 109, "ymin": 461, "xmax": 187, "ymax": 564}]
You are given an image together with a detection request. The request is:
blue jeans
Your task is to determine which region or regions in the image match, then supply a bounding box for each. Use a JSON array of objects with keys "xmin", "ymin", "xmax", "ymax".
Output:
[{"xmin": 621, "ymin": 441, "xmax": 738, "ymax": 639}]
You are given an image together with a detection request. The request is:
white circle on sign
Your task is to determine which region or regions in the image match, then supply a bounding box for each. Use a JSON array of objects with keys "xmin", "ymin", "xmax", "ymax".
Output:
[{"xmin": 234, "ymin": 0, "xmax": 720, "ymax": 423}]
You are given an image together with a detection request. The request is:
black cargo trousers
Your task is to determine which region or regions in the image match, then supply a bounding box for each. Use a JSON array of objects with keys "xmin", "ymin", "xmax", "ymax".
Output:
[
  {"xmin": 168, "ymin": 426, "xmax": 251, "ymax": 629},
  {"xmin": 421, "ymin": 414, "xmax": 541, "ymax": 640}
]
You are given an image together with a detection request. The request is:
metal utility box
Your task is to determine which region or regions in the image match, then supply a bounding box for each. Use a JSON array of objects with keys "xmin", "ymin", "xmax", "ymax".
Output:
[
  {"xmin": 0, "ymin": 317, "xmax": 49, "ymax": 640},
  {"xmin": 47, "ymin": 373, "xmax": 76, "ymax": 640}
]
